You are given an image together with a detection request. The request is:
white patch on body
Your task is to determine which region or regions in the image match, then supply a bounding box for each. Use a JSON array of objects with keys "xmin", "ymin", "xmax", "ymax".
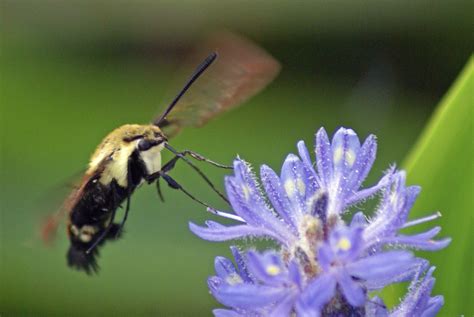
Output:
[
  {"xmin": 73, "ymin": 224, "xmax": 98, "ymax": 243},
  {"xmin": 139, "ymin": 143, "xmax": 164, "ymax": 176},
  {"xmin": 70, "ymin": 225, "xmax": 79, "ymax": 236},
  {"xmin": 80, "ymin": 233, "xmax": 92, "ymax": 243},
  {"xmin": 96, "ymin": 142, "xmax": 163, "ymax": 188}
]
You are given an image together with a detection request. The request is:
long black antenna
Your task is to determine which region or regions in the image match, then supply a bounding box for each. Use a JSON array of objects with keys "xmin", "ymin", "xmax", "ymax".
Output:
[{"xmin": 154, "ymin": 52, "xmax": 218, "ymax": 126}]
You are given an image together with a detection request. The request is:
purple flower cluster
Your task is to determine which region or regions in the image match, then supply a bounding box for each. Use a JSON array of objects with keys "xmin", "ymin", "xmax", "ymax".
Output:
[{"xmin": 190, "ymin": 127, "xmax": 450, "ymax": 316}]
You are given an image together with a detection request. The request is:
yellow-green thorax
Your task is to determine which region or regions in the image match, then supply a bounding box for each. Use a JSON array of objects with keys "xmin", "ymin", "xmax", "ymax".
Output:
[{"xmin": 87, "ymin": 124, "xmax": 166, "ymax": 187}]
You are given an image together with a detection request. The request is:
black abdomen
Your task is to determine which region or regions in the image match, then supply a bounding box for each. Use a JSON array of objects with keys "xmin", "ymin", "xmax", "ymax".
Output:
[
  {"xmin": 67, "ymin": 178, "xmax": 129, "ymax": 274},
  {"xmin": 67, "ymin": 149, "xmax": 146, "ymax": 274}
]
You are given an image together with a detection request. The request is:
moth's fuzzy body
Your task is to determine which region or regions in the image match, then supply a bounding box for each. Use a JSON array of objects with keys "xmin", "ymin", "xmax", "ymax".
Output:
[
  {"xmin": 40, "ymin": 35, "xmax": 281, "ymax": 275},
  {"xmin": 88, "ymin": 124, "xmax": 165, "ymax": 187},
  {"xmin": 66, "ymin": 124, "xmax": 166, "ymax": 273}
]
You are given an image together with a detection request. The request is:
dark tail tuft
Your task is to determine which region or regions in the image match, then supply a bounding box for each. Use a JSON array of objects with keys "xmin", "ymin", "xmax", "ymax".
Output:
[
  {"xmin": 67, "ymin": 224, "xmax": 123, "ymax": 274},
  {"xmin": 67, "ymin": 243, "xmax": 100, "ymax": 274}
]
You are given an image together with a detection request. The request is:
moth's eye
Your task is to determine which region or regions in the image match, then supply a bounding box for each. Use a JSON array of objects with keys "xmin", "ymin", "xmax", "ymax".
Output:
[{"xmin": 137, "ymin": 139, "xmax": 152, "ymax": 151}]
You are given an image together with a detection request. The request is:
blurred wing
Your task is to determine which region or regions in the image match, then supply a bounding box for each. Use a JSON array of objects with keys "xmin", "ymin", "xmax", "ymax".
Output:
[
  {"xmin": 40, "ymin": 156, "xmax": 109, "ymax": 245},
  {"xmin": 157, "ymin": 32, "xmax": 280, "ymax": 138},
  {"xmin": 40, "ymin": 172, "xmax": 93, "ymax": 245}
]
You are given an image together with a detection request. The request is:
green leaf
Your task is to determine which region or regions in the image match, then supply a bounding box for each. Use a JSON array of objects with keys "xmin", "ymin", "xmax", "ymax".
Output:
[{"xmin": 398, "ymin": 56, "xmax": 473, "ymax": 315}]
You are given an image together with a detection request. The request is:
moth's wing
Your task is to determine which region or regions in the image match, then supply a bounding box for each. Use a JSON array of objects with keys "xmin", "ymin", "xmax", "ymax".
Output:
[
  {"xmin": 157, "ymin": 32, "xmax": 281, "ymax": 138},
  {"xmin": 40, "ymin": 158, "xmax": 109, "ymax": 245},
  {"xmin": 40, "ymin": 172, "xmax": 94, "ymax": 245}
]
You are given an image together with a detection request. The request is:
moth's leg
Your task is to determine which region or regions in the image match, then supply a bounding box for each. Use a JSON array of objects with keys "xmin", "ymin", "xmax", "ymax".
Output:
[
  {"xmin": 158, "ymin": 171, "xmax": 216, "ymax": 210},
  {"xmin": 162, "ymin": 144, "xmax": 230, "ymax": 204},
  {"xmin": 114, "ymin": 159, "xmax": 134, "ymax": 238},
  {"xmin": 161, "ymin": 155, "xmax": 181, "ymax": 173},
  {"xmin": 164, "ymin": 143, "xmax": 232, "ymax": 169},
  {"xmin": 150, "ymin": 158, "xmax": 177, "ymax": 202},
  {"xmin": 156, "ymin": 178, "xmax": 165, "ymax": 202}
]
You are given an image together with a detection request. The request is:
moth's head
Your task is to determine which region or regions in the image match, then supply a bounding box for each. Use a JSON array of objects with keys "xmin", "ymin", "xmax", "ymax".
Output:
[{"xmin": 119, "ymin": 124, "xmax": 167, "ymax": 152}]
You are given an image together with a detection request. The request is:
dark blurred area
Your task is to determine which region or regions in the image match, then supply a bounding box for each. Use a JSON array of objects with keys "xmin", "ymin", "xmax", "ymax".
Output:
[
  {"xmin": 3, "ymin": 1, "xmax": 473, "ymax": 96},
  {"xmin": 1, "ymin": 1, "xmax": 472, "ymax": 316}
]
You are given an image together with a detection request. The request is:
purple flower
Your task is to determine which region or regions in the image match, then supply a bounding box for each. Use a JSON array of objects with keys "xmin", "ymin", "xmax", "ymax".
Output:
[
  {"xmin": 365, "ymin": 266, "xmax": 443, "ymax": 317},
  {"xmin": 190, "ymin": 127, "xmax": 450, "ymax": 316},
  {"xmin": 363, "ymin": 171, "xmax": 451, "ymax": 252},
  {"xmin": 312, "ymin": 127, "xmax": 389, "ymax": 216},
  {"xmin": 190, "ymin": 128, "xmax": 391, "ymax": 247},
  {"xmin": 390, "ymin": 266, "xmax": 444, "ymax": 317},
  {"xmin": 299, "ymin": 226, "xmax": 416, "ymax": 308},
  {"xmin": 209, "ymin": 247, "xmax": 302, "ymax": 317}
]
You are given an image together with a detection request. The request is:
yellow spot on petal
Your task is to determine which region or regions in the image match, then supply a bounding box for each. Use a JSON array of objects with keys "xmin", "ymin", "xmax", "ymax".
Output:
[
  {"xmin": 345, "ymin": 149, "xmax": 356, "ymax": 167},
  {"xmin": 266, "ymin": 265, "xmax": 281, "ymax": 276},
  {"xmin": 297, "ymin": 178, "xmax": 306, "ymax": 195},
  {"xmin": 390, "ymin": 192, "xmax": 397, "ymax": 204},
  {"xmin": 284, "ymin": 179, "xmax": 296, "ymax": 196},
  {"xmin": 225, "ymin": 273, "xmax": 243, "ymax": 285},
  {"xmin": 242, "ymin": 185, "xmax": 251, "ymax": 201},
  {"xmin": 333, "ymin": 146, "xmax": 344, "ymax": 164},
  {"xmin": 337, "ymin": 237, "xmax": 351, "ymax": 251}
]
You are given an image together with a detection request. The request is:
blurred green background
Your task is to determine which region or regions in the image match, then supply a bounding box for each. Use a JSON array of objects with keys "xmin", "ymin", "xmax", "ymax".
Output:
[{"xmin": 1, "ymin": 1, "xmax": 472, "ymax": 316}]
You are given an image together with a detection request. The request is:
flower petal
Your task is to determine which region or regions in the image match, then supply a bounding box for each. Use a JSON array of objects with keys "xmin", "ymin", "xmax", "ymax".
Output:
[
  {"xmin": 295, "ymin": 303, "xmax": 321, "ymax": 317},
  {"xmin": 364, "ymin": 258, "xmax": 429, "ymax": 290},
  {"xmin": 260, "ymin": 164, "xmax": 298, "ymax": 231},
  {"xmin": 391, "ymin": 267, "xmax": 441, "ymax": 317},
  {"xmin": 208, "ymin": 276, "xmax": 224, "ymax": 294},
  {"xmin": 213, "ymin": 309, "xmax": 243, "ymax": 317},
  {"xmin": 315, "ymin": 127, "xmax": 333, "ymax": 187},
  {"xmin": 363, "ymin": 171, "xmax": 420, "ymax": 242},
  {"xmin": 317, "ymin": 243, "xmax": 334, "ymax": 271},
  {"xmin": 350, "ymin": 211, "xmax": 367, "ymax": 227},
  {"xmin": 288, "ymin": 261, "xmax": 303, "ymax": 289},
  {"xmin": 215, "ymin": 256, "xmax": 238, "ymax": 278},
  {"xmin": 189, "ymin": 221, "xmax": 284, "ymax": 244},
  {"xmin": 421, "ymin": 296, "xmax": 444, "ymax": 317},
  {"xmin": 327, "ymin": 225, "xmax": 364, "ymax": 262},
  {"xmin": 331, "ymin": 128, "xmax": 361, "ymax": 190},
  {"xmin": 299, "ymin": 273, "xmax": 337, "ymax": 309},
  {"xmin": 246, "ymin": 251, "xmax": 287, "ymax": 286},
  {"xmin": 347, "ymin": 251, "xmax": 414, "ymax": 282},
  {"xmin": 268, "ymin": 293, "xmax": 297, "ymax": 316},
  {"xmin": 345, "ymin": 170, "xmax": 393, "ymax": 206},
  {"xmin": 230, "ymin": 246, "xmax": 253, "ymax": 283},
  {"xmin": 225, "ymin": 176, "xmax": 261, "ymax": 225},
  {"xmin": 297, "ymin": 140, "xmax": 315, "ymax": 176},
  {"xmin": 338, "ymin": 270, "xmax": 366, "ymax": 307},
  {"xmin": 226, "ymin": 161, "xmax": 294, "ymax": 242},
  {"xmin": 365, "ymin": 296, "xmax": 388, "ymax": 317},
  {"xmin": 280, "ymin": 154, "xmax": 308, "ymax": 215},
  {"xmin": 345, "ymin": 134, "xmax": 377, "ymax": 195},
  {"xmin": 297, "ymin": 140, "xmax": 320, "ymax": 195},
  {"xmin": 382, "ymin": 234, "xmax": 451, "ymax": 251},
  {"xmin": 213, "ymin": 284, "xmax": 288, "ymax": 309}
]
